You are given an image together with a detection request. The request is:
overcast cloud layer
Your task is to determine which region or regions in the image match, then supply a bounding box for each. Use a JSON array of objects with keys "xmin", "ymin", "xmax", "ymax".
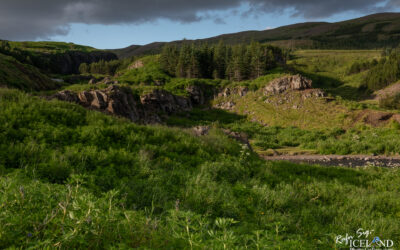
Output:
[{"xmin": 0, "ymin": 0, "xmax": 399, "ymax": 40}]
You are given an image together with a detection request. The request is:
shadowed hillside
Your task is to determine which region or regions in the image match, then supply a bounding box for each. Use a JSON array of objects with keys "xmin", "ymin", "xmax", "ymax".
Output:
[{"xmin": 113, "ymin": 13, "xmax": 400, "ymax": 58}]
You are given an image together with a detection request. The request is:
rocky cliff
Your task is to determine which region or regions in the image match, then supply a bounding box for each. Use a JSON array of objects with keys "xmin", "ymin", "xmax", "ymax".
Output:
[
  {"xmin": 51, "ymin": 85, "xmax": 205, "ymax": 124},
  {"xmin": 263, "ymin": 75, "xmax": 313, "ymax": 95}
]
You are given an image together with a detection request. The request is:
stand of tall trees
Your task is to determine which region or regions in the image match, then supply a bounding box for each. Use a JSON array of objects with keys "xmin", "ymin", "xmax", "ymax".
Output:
[
  {"xmin": 79, "ymin": 58, "xmax": 132, "ymax": 75},
  {"xmin": 159, "ymin": 42, "xmax": 286, "ymax": 81},
  {"xmin": 365, "ymin": 50, "xmax": 400, "ymax": 90}
]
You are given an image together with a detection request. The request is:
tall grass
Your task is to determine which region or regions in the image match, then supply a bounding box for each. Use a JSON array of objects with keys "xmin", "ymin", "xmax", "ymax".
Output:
[{"xmin": 1, "ymin": 88, "xmax": 400, "ymax": 248}]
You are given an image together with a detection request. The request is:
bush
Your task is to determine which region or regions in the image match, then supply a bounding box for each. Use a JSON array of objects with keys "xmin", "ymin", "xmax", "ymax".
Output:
[{"xmin": 379, "ymin": 93, "xmax": 400, "ymax": 109}]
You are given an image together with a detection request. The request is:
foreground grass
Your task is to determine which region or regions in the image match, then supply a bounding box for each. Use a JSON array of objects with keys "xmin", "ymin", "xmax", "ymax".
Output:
[{"xmin": 1, "ymin": 88, "xmax": 400, "ymax": 248}]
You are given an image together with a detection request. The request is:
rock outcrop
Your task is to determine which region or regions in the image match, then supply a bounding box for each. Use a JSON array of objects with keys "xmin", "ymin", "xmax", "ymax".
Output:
[
  {"xmin": 52, "ymin": 86, "xmax": 140, "ymax": 122},
  {"xmin": 186, "ymin": 85, "xmax": 205, "ymax": 105},
  {"xmin": 218, "ymin": 86, "xmax": 249, "ymax": 98},
  {"xmin": 264, "ymin": 75, "xmax": 312, "ymax": 95},
  {"xmin": 301, "ymin": 89, "xmax": 326, "ymax": 99},
  {"xmin": 140, "ymin": 89, "xmax": 192, "ymax": 115},
  {"xmin": 51, "ymin": 85, "xmax": 205, "ymax": 124}
]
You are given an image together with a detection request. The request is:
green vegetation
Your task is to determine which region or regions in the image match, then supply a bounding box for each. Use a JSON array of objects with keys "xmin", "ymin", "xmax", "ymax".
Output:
[
  {"xmin": 160, "ymin": 42, "xmax": 286, "ymax": 81},
  {"xmin": 3, "ymin": 30, "xmax": 400, "ymax": 248},
  {"xmin": 117, "ymin": 55, "xmax": 171, "ymax": 85},
  {"xmin": 346, "ymin": 59, "xmax": 378, "ymax": 75},
  {"xmin": 379, "ymin": 93, "xmax": 400, "ymax": 109},
  {"xmin": 112, "ymin": 13, "xmax": 400, "ymax": 59},
  {"xmin": 1, "ymin": 40, "xmax": 117, "ymax": 75},
  {"xmin": 365, "ymin": 50, "xmax": 400, "ymax": 90},
  {"xmin": 168, "ymin": 108, "xmax": 400, "ymax": 155},
  {"xmin": 289, "ymin": 50, "xmax": 382, "ymax": 100},
  {"xmin": 1, "ymin": 88, "xmax": 400, "ymax": 249},
  {"xmin": 0, "ymin": 53, "xmax": 57, "ymax": 91},
  {"xmin": 6, "ymin": 41, "xmax": 96, "ymax": 53},
  {"xmin": 79, "ymin": 58, "xmax": 134, "ymax": 76}
]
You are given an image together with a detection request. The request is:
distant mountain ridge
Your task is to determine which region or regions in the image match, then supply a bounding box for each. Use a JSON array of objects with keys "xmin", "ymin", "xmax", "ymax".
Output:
[{"xmin": 112, "ymin": 12, "xmax": 400, "ymax": 58}]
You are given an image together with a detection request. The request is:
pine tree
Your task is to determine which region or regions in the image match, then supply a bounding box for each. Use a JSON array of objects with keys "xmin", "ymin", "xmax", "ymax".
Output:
[
  {"xmin": 213, "ymin": 41, "xmax": 227, "ymax": 79},
  {"xmin": 79, "ymin": 63, "xmax": 89, "ymax": 74}
]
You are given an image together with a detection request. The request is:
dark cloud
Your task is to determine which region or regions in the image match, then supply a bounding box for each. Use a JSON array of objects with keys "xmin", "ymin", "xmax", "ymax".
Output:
[
  {"xmin": 0, "ymin": 0, "xmax": 397, "ymax": 40},
  {"xmin": 246, "ymin": 0, "xmax": 399, "ymax": 18}
]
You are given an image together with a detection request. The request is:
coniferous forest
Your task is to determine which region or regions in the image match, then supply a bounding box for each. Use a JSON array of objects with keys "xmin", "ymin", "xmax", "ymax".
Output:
[{"xmin": 159, "ymin": 42, "xmax": 287, "ymax": 81}]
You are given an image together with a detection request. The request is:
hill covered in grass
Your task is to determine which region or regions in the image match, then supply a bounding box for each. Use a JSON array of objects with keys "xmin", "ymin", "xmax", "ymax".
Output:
[
  {"xmin": 1, "ymin": 88, "xmax": 400, "ymax": 248},
  {"xmin": 0, "ymin": 53, "xmax": 58, "ymax": 91},
  {"xmin": 0, "ymin": 40, "xmax": 117, "ymax": 74},
  {"xmin": 2, "ymin": 34, "xmax": 400, "ymax": 248},
  {"xmin": 113, "ymin": 13, "xmax": 400, "ymax": 58}
]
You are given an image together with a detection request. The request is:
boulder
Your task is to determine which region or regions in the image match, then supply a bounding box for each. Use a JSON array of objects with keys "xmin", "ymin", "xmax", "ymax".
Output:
[{"xmin": 264, "ymin": 75, "xmax": 312, "ymax": 95}]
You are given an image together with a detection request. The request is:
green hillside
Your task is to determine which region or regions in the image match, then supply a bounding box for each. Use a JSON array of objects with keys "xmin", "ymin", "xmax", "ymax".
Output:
[
  {"xmin": 7, "ymin": 41, "xmax": 97, "ymax": 54},
  {"xmin": 2, "ymin": 23, "xmax": 400, "ymax": 248},
  {"xmin": 1, "ymin": 88, "xmax": 400, "ymax": 249},
  {"xmin": 113, "ymin": 13, "xmax": 400, "ymax": 58},
  {"xmin": 0, "ymin": 53, "xmax": 58, "ymax": 91}
]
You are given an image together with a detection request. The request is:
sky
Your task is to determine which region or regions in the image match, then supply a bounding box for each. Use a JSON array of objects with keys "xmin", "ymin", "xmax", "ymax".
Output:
[{"xmin": 1, "ymin": 0, "xmax": 400, "ymax": 49}]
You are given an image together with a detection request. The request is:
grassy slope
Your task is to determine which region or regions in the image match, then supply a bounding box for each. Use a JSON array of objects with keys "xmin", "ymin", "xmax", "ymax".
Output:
[
  {"xmin": 1, "ymin": 88, "xmax": 400, "ymax": 248},
  {"xmin": 165, "ymin": 49, "xmax": 400, "ymax": 156},
  {"xmin": 290, "ymin": 50, "xmax": 382, "ymax": 100},
  {"xmin": 58, "ymin": 50, "xmax": 400, "ymax": 156},
  {"xmin": 0, "ymin": 53, "xmax": 58, "ymax": 91},
  {"xmin": 8, "ymin": 41, "xmax": 96, "ymax": 54}
]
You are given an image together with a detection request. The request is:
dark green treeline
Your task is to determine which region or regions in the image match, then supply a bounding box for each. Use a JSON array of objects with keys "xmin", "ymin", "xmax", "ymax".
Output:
[{"xmin": 159, "ymin": 42, "xmax": 286, "ymax": 81}]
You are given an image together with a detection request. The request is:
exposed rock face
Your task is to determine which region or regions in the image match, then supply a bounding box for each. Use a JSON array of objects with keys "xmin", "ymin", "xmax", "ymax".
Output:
[
  {"xmin": 51, "ymin": 85, "xmax": 204, "ymax": 124},
  {"xmin": 105, "ymin": 85, "xmax": 140, "ymax": 122},
  {"xmin": 140, "ymin": 89, "xmax": 192, "ymax": 114},
  {"xmin": 218, "ymin": 86, "xmax": 249, "ymax": 98},
  {"xmin": 186, "ymin": 85, "xmax": 205, "ymax": 105},
  {"xmin": 264, "ymin": 75, "xmax": 312, "ymax": 95},
  {"xmin": 301, "ymin": 89, "xmax": 326, "ymax": 99},
  {"xmin": 214, "ymin": 101, "xmax": 236, "ymax": 111},
  {"xmin": 52, "ymin": 90, "xmax": 80, "ymax": 103}
]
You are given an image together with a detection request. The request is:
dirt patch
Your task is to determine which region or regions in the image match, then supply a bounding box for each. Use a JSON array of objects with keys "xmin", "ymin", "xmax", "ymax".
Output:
[
  {"xmin": 353, "ymin": 110, "xmax": 394, "ymax": 127},
  {"xmin": 262, "ymin": 155, "xmax": 400, "ymax": 168}
]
